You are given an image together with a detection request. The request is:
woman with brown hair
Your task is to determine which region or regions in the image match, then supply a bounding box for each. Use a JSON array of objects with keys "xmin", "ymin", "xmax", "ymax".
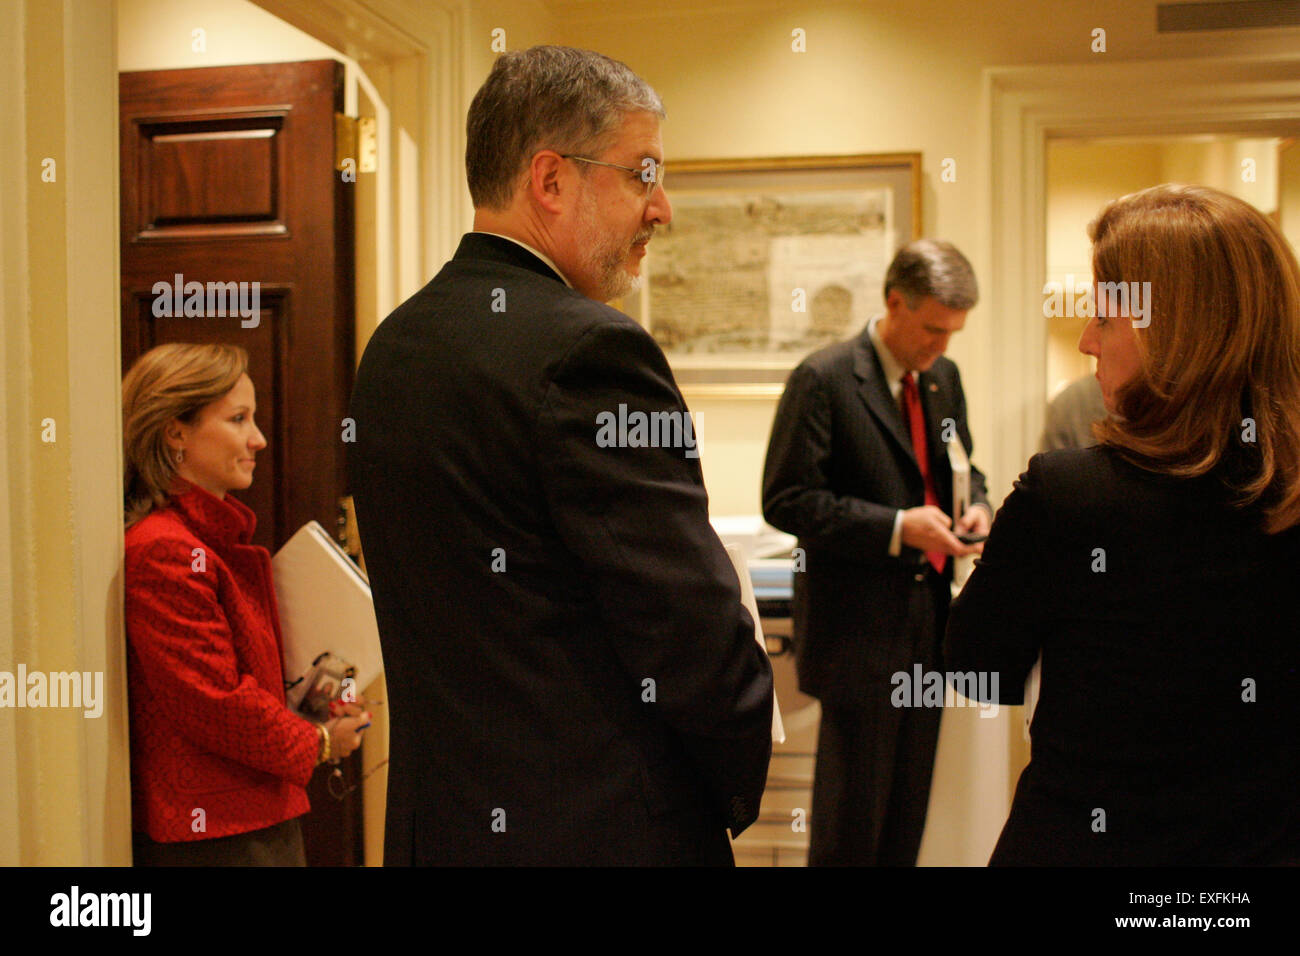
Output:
[
  {"xmin": 124, "ymin": 342, "xmax": 369, "ymax": 866},
  {"xmin": 945, "ymin": 184, "xmax": 1300, "ymax": 864}
]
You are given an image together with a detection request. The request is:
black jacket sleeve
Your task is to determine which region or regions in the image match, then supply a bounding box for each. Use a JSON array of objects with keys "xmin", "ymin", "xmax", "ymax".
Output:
[{"xmin": 944, "ymin": 454, "xmax": 1053, "ymax": 704}]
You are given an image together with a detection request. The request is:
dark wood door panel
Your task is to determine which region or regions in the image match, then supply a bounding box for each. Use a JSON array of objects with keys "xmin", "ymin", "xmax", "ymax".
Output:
[{"xmin": 135, "ymin": 112, "xmax": 288, "ymax": 239}]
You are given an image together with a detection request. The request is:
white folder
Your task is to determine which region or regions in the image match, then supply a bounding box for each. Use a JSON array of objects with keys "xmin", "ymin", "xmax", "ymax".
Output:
[
  {"xmin": 948, "ymin": 437, "xmax": 975, "ymax": 592},
  {"xmin": 272, "ymin": 521, "xmax": 384, "ymax": 708},
  {"xmin": 725, "ymin": 544, "xmax": 786, "ymax": 743}
]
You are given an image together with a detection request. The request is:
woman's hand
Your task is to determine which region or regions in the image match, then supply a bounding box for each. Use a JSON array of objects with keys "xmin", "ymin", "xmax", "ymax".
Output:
[{"xmin": 324, "ymin": 701, "xmax": 371, "ymax": 761}]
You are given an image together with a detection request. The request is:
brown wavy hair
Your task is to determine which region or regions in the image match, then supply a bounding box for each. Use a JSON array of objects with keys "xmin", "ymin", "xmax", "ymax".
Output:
[
  {"xmin": 123, "ymin": 343, "xmax": 249, "ymax": 527},
  {"xmin": 1090, "ymin": 184, "xmax": 1300, "ymax": 533}
]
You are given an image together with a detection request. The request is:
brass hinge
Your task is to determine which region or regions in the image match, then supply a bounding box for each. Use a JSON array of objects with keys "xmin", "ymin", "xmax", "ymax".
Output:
[
  {"xmin": 337, "ymin": 495, "xmax": 364, "ymax": 568},
  {"xmin": 335, "ymin": 114, "xmax": 377, "ymax": 174}
]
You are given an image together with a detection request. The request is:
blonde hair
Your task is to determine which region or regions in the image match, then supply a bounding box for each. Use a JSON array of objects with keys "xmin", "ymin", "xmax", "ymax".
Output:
[
  {"xmin": 123, "ymin": 343, "xmax": 249, "ymax": 527},
  {"xmin": 1089, "ymin": 184, "xmax": 1300, "ymax": 532}
]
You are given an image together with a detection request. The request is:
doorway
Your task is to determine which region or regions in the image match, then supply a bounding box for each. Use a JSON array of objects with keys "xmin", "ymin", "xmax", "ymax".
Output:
[
  {"xmin": 982, "ymin": 55, "xmax": 1300, "ymax": 499},
  {"xmin": 1044, "ymin": 133, "xmax": 1297, "ymax": 412}
]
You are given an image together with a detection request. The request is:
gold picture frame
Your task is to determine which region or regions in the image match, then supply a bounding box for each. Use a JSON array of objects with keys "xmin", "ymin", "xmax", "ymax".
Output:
[{"xmin": 624, "ymin": 153, "xmax": 922, "ymax": 397}]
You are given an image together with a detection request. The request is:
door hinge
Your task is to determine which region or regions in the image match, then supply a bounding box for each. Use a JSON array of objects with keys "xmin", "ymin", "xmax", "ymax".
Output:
[
  {"xmin": 335, "ymin": 114, "xmax": 377, "ymax": 174},
  {"xmin": 337, "ymin": 495, "xmax": 363, "ymax": 564}
]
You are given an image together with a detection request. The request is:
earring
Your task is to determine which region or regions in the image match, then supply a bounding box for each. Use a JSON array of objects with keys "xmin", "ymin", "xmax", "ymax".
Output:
[{"xmin": 175, "ymin": 449, "xmax": 185, "ymax": 465}]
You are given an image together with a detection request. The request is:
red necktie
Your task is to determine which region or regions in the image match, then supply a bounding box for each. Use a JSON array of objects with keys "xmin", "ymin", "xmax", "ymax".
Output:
[{"xmin": 901, "ymin": 372, "xmax": 946, "ymax": 574}]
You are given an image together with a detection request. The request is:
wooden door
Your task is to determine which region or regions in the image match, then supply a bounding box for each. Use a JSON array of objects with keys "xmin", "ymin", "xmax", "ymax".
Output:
[
  {"xmin": 119, "ymin": 59, "xmax": 354, "ymax": 554},
  {"xmin": 120, "ymin": 59, "xmax": 362, "ymax": 866}
]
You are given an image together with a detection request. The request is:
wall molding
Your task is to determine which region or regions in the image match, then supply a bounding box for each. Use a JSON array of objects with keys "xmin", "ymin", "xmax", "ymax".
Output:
[{"xmin": 982, "ymin": 53, "xmax": 1300, "ymax": 504}]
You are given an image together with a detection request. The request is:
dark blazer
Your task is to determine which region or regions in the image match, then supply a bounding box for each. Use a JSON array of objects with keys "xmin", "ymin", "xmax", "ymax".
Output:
[
  {"xmin": 349, "ymin": 234, "xmax": 773, "ymax": 866},
  {"xmin": 945, "ymin": 447, "xmax": 1300, "ymax": 865},
  {"xmin": 762, "ymin": 325, "xmax": 988, "ymax": 705}
]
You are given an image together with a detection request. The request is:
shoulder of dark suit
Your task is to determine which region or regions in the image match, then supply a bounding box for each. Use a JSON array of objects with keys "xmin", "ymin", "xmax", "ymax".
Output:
[
  {"xmin": 792, "ymin": 335, "xmax": 859, "ymax": 378},
  {"xmin": 384, "ymin": 250, "xmax": 645, "ymax": 343}
]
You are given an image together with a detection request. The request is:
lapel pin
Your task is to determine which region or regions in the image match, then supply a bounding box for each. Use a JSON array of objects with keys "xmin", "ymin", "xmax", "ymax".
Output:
[{"xmin": 928, "ymin": 382, "xmax": 938, "ymax": 392}]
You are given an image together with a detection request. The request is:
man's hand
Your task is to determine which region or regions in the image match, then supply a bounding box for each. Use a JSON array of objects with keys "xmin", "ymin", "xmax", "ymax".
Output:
[
  {"xmin": 954, "ymin": 505, "xmax": 991, "ymax": 541},
  {"xmin": 901, "ymin": 505, "xmax": 983, "ymax": 557}
]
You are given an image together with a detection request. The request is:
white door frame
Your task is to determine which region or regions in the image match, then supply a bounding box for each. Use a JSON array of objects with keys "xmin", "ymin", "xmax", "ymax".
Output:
[
  {"xmin": 982, "ymin": 54, "xmax": 1300, "ymax": 505},
  {"xmin": 255, "ymin": 0, "xmax": 470, "ymax": 287}
]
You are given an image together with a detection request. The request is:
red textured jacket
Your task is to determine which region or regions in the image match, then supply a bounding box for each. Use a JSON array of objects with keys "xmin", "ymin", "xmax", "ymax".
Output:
[{"xmin": 124, "ymin": 482, "xmax": 318, "ymax": 842}]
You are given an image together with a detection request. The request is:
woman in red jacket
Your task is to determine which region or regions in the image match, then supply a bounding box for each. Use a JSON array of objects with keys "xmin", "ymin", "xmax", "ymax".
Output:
[{"xmin": 123, "ymin": 342, "xmax": 369, "ymax": 866}]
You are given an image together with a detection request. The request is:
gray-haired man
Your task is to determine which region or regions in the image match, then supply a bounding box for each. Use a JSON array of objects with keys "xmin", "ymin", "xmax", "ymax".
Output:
[
  {"xmin": 350, "ymin": 45, "xmax": 773, "ymax": 865},
  {"xmin": 762, "ymin": 240, "xmax": 991, "ymax": 865}
]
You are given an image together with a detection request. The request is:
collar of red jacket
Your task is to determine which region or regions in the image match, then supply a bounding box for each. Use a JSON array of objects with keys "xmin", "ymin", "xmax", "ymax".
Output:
[{"xmin": 165, "ymin": 480, "xmax": 258, "ymax": 549}]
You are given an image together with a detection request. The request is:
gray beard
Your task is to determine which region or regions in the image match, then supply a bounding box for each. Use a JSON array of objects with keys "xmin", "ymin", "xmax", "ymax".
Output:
[
  {"xmin": 600, "ymin": 268, "xmax": 641, "ymax": 304},
  {"xmin": 582, "ymin": 243, "xmax": 638, "ymax": 303}
]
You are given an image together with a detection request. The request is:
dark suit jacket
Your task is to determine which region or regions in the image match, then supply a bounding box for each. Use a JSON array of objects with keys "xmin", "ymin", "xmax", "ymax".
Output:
[
  {"xmin": 945, "ymin": 447, "xmax": 1300, "ymax": 865},
  {"xmin": 762, "ymin": 325, "xmax": 988, "ymax": 705},
  {"xmin": 349, "ymin": 234, "xmax": 773, "ymax": 866}
]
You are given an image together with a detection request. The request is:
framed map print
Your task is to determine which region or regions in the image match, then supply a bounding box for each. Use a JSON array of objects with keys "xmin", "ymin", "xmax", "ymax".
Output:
[{"xmin": 622, "ymin": 153, "xmax": 921, "ymax": 395}]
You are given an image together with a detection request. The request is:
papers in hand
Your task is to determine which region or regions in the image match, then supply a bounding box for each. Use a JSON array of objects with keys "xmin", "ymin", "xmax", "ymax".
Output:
[
  {"xmin": 272, "ymin": 521, "xmax": 384, "ymax": 711},
  {"xmin": 948, "ymin": 436, "xmax": 971, "ymax": 522},
  {"xmin": 948, "ymin": 436, "xmax": 974, "ymax": 591}
]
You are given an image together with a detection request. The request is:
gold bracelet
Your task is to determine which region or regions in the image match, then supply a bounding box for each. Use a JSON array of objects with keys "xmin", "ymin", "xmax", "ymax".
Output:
[{"xmin": 317, "ymin": 722, "xmax": 331, "ymax": 765}]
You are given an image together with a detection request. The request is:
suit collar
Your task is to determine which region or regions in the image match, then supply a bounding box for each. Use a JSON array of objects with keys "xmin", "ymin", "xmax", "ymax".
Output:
[
  {"xmin": 454, "ymin": 232, "xmax": 568, "ymax": 286},
  {"xmin": 867, "ymin": 315, "xmax": 908, "ymax": 387},
  {"xmin": 853, "ymin": 325, "xmax": 916, "ymax": 464},
  {"xmin": 471, "ymin": 231, "xmax": 573, "ymax": 288}
]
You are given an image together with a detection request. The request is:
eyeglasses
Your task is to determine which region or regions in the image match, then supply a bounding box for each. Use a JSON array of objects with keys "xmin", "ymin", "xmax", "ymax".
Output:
[{"xmin": 562, "ymin": 155, "xmax": 665, "ymax": 200}]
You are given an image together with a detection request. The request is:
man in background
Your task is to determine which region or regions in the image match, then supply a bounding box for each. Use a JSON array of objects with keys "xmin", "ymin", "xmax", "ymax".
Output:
[
  {"xmin": 1040, "ymin": 373, "xmax": 1107, "ymax": 451},
  {"xmin": 349, "ymin": 45, "xmax": 772, "ymax": 866},
  {"xmin": 763, "ymin": 240, "xmax": 990, "ymax": 865}
]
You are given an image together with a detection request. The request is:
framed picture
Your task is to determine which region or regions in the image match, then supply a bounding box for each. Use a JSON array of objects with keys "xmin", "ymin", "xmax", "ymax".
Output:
[{"xmin": 622, "ymin": 153, "xmax": 921, "ymax": 396}]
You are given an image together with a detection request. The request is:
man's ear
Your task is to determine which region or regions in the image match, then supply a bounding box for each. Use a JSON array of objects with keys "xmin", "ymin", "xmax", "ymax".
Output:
[
  {"xmin": 884, "ymin": 288, "xmax": 906, "ymax": 318},
  {"xmin": 527, "ymin": 151, "xmax": 568, "ymax": 215}
]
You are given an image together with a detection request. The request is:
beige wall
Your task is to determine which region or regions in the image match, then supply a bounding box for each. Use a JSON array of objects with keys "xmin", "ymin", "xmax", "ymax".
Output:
[
  {"xmin": 541, "ymin": 0, "xmax": 1298, "ymax": 519},
  {"xmin": 3, "ymin": 0, "xmax": 129, "ymax": 866}
]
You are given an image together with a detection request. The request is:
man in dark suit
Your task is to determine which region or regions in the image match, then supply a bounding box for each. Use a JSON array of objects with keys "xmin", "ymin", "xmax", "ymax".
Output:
[
  {"xmin": 762, "ymin": 240, "xmax": 990, "ymax": 865},
  {"xmin": 348, "ymin": 45, "xmax": 773, "ymax": 866},
  {"xmin": 1040, "ymin": 373, "xmax": 1107, "ymax": 452}
]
